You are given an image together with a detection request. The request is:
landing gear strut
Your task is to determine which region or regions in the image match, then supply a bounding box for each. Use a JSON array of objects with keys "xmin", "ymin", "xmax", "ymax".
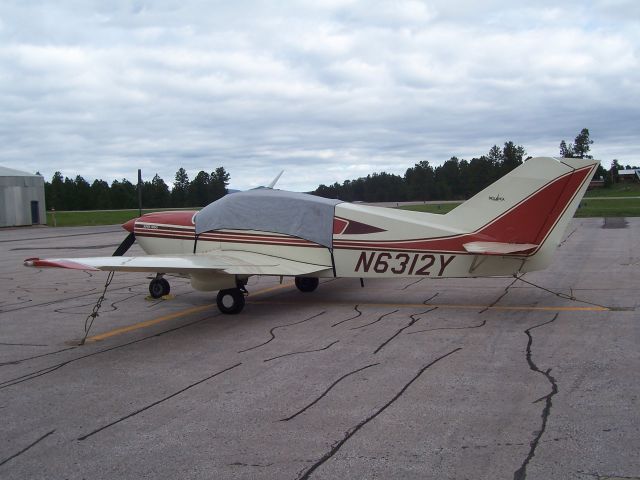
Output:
[
  {"xmin": 149, "ymin": 275, "xmax": 170, "ymax": 298},
  {"xmin": 295, "ymin": 277, "xmax": 319, "ymax": 292}
]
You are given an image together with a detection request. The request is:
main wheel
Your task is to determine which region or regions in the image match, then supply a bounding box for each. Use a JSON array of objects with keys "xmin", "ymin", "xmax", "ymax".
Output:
[
  {"xmin": 216, "ymin": 288, "xmax": 246, "ymax": 314},
  {"xmin": 295, "ymin": 277, "xmax": 319, "ymax": 293},
  {"xmin": 149, "ymin": 278, "xmax": 170, "ymax": 298}
]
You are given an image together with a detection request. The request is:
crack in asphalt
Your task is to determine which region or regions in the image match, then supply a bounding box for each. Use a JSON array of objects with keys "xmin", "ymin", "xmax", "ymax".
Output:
[
  {"xmin": 296, "ymin": 347, "xmax": 462, "ymax": 480},
  {"xmin": 373, "ymin": 308, "xmax": 438, "ymax": 354},
  {"xmin": 0, "ymin": 346, "xmax": 77, "ymax": 367},
  {"xmin": 0, "ymin": 296, "xmax": 33, "ymax": 309},
  {"xmin": 331, "ymin": 305, "xmax": 362, "ymax": 327},
  {"xmin": 461, "ymin": 435, "xmax": 571, "ymax": 450},
  {"xmin": 423, "ymin": 292, "xmax": 439, "ymax": 304},
  {"xmin": 401, "ymin": 278, "xmax": 424, "ymax": 290},
  {"xmin": 0, "ymin": 342, "xmax": 49, "ymax": 347},
  {"xmin": 77, "ymin": 362, "xmax": 242, "ymax": 441},
  {"xmin": 53, "ymin": 291, "xmax": 141, "ymax": 315},
  {"xmin": 280, "ymin": 363, "xmax": 380, "ymax": 422},
  {"xmin": 478, "ymin": 277, "xmax": 518, "ymax": 314},
  {"xmin": 349, "ymin": 309, "xmax": 398, "ymax": 330},
  {"xmin": 263, "ymin": 340, "xmax": 339, "ymax": 363},
  {"xmin": 577, "ymin": 472, "xmax": 640, "ymax": 480},
  {"xmin": 0, "ymin": 282, "xmax": 144, "ymax": 314},
  {"xmin": 237, "ymin": 311, "xmax": 326, "ymax": 353},
  {"xmin": 407, "ymin": 319, "xmax": 487, "ymax": 335},
  {"xmin": 0, "ymin": 315, "xmax": 215, "ymax": 390},
  {"xmin": 0, "ymin": 429, "xmax": 55, "ymax": 467},
  {"xmin": 558, "ymin": 228, "xmax": 578, "ymax": 248},
  {"xmin": 228, "ymin": 462, "xmax": 274, "ymax": 467},
  {"xmin": 513, "ymin": 314, "xmax": 559, "ymax": 480}
]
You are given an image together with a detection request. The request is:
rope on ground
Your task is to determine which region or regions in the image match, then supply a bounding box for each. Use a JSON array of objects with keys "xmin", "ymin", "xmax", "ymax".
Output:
[
  {"xmin": 513, "ymin": 274, "xmax": 609, "ymax": 309},
  {"xmin": 79, "ymin": 271, "xmax": 115, "ymax": 345}
]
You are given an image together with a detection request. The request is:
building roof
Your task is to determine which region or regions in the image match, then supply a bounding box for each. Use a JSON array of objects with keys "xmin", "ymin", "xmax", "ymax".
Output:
[
  {"xmin": 0, "ymin": 165, "xmax": 40, "ymax": 177},
  {"xmin": 619, "ymin": 169, "xmax": 640, "ymax": 175},
  {"xmin": 195, "ymin": 188, "xmax": 342, "ymax": 248}
]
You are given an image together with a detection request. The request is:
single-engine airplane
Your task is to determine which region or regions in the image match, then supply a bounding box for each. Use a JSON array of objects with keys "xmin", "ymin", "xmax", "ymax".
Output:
[{"xmin": 25, "ymin": 157, "xmax": 598, "ymax": 314}]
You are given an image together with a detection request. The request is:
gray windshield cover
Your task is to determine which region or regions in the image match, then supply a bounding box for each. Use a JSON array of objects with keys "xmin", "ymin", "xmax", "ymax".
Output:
[{"xmin": 195, "ymin": 189, "xmax": 342, "ymax": 248}]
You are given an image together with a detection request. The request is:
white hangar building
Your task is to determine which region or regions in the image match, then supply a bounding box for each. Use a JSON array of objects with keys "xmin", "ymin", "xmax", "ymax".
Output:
[{"xmin": 0, "ymin": 166, "xmax": 46, "ymax": 227}]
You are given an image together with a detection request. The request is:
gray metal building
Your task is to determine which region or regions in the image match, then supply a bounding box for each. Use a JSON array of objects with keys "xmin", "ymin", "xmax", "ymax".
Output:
[{"xmin": 0, "ymin": 166, "xmax": 46, "ymax": 227}]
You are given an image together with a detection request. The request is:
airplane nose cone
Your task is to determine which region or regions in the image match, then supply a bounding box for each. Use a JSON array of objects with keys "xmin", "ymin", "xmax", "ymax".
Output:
[{"xmin": 122, "ymin": 217, "xmax": 137, "ymax": 233}]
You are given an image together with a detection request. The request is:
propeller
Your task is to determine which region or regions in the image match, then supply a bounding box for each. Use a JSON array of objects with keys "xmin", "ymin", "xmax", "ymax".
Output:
[
  {"xmin": 113, "ymin": 232, "xmax": 136, "ymax": 256},
  {"xmin": 267, "ymin": 170, "xmax": 284, "ymax": 189},
  {"xmin": 113, "ymin": 218, "xmax": 137, "ymax": 256}
]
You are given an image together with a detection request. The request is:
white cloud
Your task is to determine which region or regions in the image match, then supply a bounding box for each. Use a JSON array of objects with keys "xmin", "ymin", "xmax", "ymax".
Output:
[{"xmin": 0, "ymin": 0, "xmax": 638, "ymax": 192}]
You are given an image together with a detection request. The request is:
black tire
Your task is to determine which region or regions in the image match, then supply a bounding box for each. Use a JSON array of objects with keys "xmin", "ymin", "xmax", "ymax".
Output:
[
  {"xmin": 216, "ymin": 288, "xmax": 246, "ymax": 314},
  {"xmin": 149, "ymin": 278, "xmax": 166, "ymax": 298},
  {"xmin": 295, "ymin": 277, "xmax": 319, "ymax": 293},
  {"xmin": 158, "ymin": 278, "xmax": 170, "ymax": 296}
]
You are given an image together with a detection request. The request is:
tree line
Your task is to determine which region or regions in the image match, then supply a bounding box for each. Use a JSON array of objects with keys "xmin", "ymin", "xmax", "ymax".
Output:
[
  {"xmin": 44, "ymin": 128, "xmax": 628, "ymax": 210},
  {"xmin": 45, "ymin": 167, "xmax": 230, "ymax": 210},
  {"xmin": 314, "ymin": 129, "xmax": 609, "ymax": 202},
  {"xmin": 314, "ymin": 141, "xmax": 530, "ymax": 202}
]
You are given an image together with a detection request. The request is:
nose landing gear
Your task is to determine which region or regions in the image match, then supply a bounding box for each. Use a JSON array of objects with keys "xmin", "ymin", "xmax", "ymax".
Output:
[{"xmin": 149, "ymin": 275, "xmax": 171, "ymax": 298}]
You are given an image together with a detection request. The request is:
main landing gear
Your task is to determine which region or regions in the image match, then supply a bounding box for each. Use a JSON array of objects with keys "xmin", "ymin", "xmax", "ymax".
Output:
[
  {"xmin": 295, "ymin": 277, "xmax": 319, "ymax": 293},
  {"xmin": 212, "ymin": 277, "xmax": 319, "ymax": 315},
  {"xmin": 216, "ymin": 278, "xmax": 248, "ymax": 314},
  {"xmin": 216, "ymin": 288, "xmax": 246, "ymax": 314},
  {"xmin": 149, "ymin": 275, "xmax": 170, "ymax": 298}
]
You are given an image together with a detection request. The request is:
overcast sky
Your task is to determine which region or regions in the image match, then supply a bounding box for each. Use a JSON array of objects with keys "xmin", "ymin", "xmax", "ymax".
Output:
[{"xmin": 0, "ymin": 1, "xmax": 638, "ymax": 191}]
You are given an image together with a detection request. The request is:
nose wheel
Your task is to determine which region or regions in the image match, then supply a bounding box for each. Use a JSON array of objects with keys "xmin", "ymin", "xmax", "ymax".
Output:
[{"xmin": 149, "ymin": 277, "xmax": 171, "ymax": 298}]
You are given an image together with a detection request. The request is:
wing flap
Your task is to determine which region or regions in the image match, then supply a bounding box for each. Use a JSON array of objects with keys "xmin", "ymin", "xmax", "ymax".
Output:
[
  {"xmin": 24, "ymin": 251, "xmax": 330, "ymax": 276},
  {"xmin": 463, "ymin": 241, "xmax": 538, "ymax": 255}
]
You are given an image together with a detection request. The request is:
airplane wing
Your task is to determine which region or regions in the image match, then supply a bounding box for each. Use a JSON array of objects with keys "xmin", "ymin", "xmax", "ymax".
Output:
[{"xmin": 24, "ymin": 251, "xmax": 331, "ymax": 277}]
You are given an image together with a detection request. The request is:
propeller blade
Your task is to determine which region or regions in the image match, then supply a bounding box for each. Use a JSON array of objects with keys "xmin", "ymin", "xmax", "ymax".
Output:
[{"xmin": 113, "ymin": 232, "xmax": 136, "ymax": 256}]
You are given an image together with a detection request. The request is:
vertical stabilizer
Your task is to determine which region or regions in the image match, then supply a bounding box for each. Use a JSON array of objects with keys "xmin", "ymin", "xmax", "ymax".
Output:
[{"xmin": 445, "ymin": 157, "xmax": 598, "ymax": 270}]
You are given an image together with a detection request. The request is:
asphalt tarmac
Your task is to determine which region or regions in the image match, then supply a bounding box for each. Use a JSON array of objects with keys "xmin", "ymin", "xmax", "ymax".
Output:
[{"xmin": 0, "ymin": 219, "xmax": 638, "ymax": 480}]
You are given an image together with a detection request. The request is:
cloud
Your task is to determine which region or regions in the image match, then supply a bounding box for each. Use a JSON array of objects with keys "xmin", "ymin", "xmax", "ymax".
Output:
[{"xmin": 0, "ymin": 0, "xmax": 638, "ymax": 192}]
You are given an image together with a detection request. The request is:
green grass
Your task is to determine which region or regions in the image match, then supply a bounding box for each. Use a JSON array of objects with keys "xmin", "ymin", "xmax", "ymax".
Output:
[
  {"xmin": 46, "ymin": 208, "xmax": 198, "ymax": 227},
  {"xmin": 399, "ymin": 203, "xmax": 462, "ymax": 214},
  {"xmin": 585, "ymin": 182, "xmax": 640, "ymax": 197},
  {"xmin": 574, "ymin": 198, "xmax": 640, "ymax": 217},
  {"xmin": 45, "ymin": 196, "xmax": 640, "ymax": 228},
  {"xmin": 400, "ymin": 198, "xmax": 640, "ymax": 217}
]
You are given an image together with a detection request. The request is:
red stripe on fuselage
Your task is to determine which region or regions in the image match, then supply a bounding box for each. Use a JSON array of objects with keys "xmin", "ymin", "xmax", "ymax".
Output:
[
  {"xmin": 134, "ymin": 229, "xmax": 324, "ymax": 248},
  {"xmin": 132, "ymin": 165, "xmax": 593, "ymax": 256}
]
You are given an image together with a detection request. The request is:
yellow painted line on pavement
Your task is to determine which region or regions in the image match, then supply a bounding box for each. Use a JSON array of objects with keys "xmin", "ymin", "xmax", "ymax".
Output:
[
  {"xmin": 249, "ymin": 299, "xmax": 609, "ymax": 312},
  {"xmin": 85, "ymin": 282, "xmax": 295, "ymax": 342}
]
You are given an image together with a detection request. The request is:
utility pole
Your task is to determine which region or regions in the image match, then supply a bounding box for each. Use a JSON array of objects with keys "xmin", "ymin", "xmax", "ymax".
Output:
[{"xmin": 137, "ymin": 169, "xmax": 142, "ymax": 217}]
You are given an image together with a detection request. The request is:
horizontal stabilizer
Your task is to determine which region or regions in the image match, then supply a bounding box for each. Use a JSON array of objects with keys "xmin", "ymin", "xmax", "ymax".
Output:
[{"xmin": 463, "ymin": 242, "xmax": 538, "ymax": 255}]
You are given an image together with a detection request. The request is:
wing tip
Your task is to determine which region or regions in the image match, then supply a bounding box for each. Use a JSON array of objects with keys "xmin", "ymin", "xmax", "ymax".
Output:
[{"xmin": 24, "ymin": 257, "xmax": 99, "ymax": 271}]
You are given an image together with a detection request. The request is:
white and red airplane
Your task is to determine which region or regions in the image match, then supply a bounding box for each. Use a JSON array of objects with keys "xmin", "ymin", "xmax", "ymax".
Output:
[{"xmin": 25, "ymin": 156, "xmax": 598, "ymax": 314}]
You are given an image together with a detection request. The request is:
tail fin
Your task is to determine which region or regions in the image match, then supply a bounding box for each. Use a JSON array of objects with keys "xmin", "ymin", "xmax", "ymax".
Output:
[{"xmin": 446, "ymin": 156, "xmax": 598, "ymax": 269}]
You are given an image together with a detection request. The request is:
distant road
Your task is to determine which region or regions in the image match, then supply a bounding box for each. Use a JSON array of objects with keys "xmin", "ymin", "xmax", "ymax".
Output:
[{"xmin": 367, "ymin": 196, "xmax": 640, "ymax": 207}]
